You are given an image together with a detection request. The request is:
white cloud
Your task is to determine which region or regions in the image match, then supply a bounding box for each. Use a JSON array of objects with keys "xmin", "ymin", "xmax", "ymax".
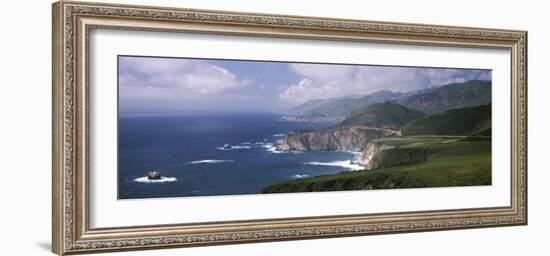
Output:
[
  {"xmin": 119, "ymin": 57, "xmax": 252, "ymax": 99},
  {"xmin": 280, "ymin": 63, "xmax": 490, "ymax": 104},
  {"xmin": 279, "ymin": 78, "xmax": 343, "ymax": 102},
  {"xmin": 120, "ymin": 57, "xmax": 193, "ymax": 75},
  {"xmin": 289, "ymin": 63, "xmax": 354, "ymax": 81},
  {"xmin": 119, "ymin": 73, "xmax": 171, "ymax": 99}
]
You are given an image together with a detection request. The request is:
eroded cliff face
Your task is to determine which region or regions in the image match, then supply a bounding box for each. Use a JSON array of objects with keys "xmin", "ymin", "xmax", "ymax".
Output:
[
  {"xmin": 275, "ymin": 126, "xmax": 398, "ymax": 152},
  {"xmin": 359, "ymin": 142, "xmax": 394, "ymax": 169}
]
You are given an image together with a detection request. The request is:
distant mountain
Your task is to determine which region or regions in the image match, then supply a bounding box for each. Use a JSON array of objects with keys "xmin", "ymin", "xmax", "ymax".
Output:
[
  {"xmin": 287, "ymin": 90, "xmax": 403, "ymax": 119},
  {"xmin": 402, "ymin": 103, "xmax": 491, "ymax": 136},
  {"xmin": 284, "ymin": 80, "xmax": 491, "ymax": 122},
  {"xmin": 338, "ymin": 102, "xmax": 425, "ymax": 130},
  {"xmin": 286, "ymin": 98, "xmax": 335, "ymax": 116},
  {"xmin": 396, "ymin": 80, "xmax": 491, "ymax": 114}
]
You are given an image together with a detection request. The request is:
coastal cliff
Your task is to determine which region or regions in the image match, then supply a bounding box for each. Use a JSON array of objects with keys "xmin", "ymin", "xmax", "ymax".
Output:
[
  {"xmin": 262, "ymin": 137, "xmax": 491, "ymax": 194},
  {"xmin": 359, "ymin": 141, "xmax": 394, "ymax": 168},
  {"xmin": 275, "ymin": 126, "xmax": 399, "ymax": 152}
]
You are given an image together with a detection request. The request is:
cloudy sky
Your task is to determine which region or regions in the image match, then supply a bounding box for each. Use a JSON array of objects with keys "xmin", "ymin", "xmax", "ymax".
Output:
[{"xmin": 118, "ymin": 56, "xmax": 491, "ymax": 114}]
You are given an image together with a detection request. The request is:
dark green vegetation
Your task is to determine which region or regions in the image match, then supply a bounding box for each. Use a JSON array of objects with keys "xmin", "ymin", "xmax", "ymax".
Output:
[
  {"xmin": 338, "ymin": 102, "xmax": 425, "ymax": 130},
  {"xmin": 262, "ymin": 137, "xmax": 491, "ymax": 193},
  {"xmin": 367, "ymin": 147, "xmax": 429, "ymax": 170},
  {"xmin": 403, "ymin": 104, "xmax": 491, "ymax": 136},
  {"xmin": 395, "ymin": 80, "xmax": 491, "ymax": 114}
]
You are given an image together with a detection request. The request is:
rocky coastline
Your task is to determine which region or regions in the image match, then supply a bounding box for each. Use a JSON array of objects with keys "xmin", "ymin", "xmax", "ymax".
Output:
[
  {"xmin": 274, "ymin": 125, "xmax": 400, "ymax": 167},
  {"xmin": 358, "ymin": 141, "xmax": 394, "ymax": 169}
]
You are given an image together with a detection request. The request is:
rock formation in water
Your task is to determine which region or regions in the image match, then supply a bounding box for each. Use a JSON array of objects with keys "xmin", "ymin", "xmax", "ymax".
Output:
[{"xmin": 147, "ymin": 170, "xmax": 162, "ymax": 180}]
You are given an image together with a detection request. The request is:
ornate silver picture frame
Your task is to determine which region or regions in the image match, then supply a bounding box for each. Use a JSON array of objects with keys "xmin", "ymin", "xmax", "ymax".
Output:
[{"xmin": 52, "ymin": 1, "xmax": 527, "ymax": 255}]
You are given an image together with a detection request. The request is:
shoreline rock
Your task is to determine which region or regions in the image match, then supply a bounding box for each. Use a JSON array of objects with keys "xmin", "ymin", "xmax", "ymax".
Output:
[{"xmin": 147, "ymin": 170, "xmax": 162, "ymax": 180}]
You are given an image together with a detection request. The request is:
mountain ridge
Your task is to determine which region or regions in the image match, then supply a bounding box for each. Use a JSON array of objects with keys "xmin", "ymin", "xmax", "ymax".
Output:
[
  {"xmin": 337, "ymin": 102, "xmax": 425, "ymax": 130},
  {"xmin": 285, "ymin": 90, "xmax": 403, "ymax": 122},
  {"xmin": 284, "ymin": 80, "xmax": 491, "ymax": 121},
  {"xmin": 396, "ymin": 80, "xmax": 491, "ymax": 114}
]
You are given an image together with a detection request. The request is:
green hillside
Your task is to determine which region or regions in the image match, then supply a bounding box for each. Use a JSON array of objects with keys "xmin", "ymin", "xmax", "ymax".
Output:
[
  {"xmin": 396, "ymin": 80, "xmax": 491, "ymax": 114},
  {"xmin": 402, "ymin": 104, "xmax": 491, "ymax": 136},
  {"xmin": 338, "ymin": 102, "xmax": 425, "ymax": 130},
  {"xmin": 262, "ymin": 137, "xmax": 491, "ymax": 193}
]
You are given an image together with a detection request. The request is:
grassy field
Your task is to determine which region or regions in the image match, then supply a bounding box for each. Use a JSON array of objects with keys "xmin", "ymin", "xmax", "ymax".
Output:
[{"xmin": 262, "ymin": 137, "xmax": 491, "ymax": 193}]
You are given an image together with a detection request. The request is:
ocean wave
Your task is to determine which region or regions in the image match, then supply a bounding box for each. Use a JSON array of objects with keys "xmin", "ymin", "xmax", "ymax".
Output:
[
  {"xmin": 272, "ymin": 133, "xmax": 286, "ymax": 137},
  {"xmin": 343, "ymin": 151, "xmax": 363, "ymax": 157},
  {"xmin": 292, "ymin": 174, "xmax": 310, "ymax": 179},
  {"xmin": 262, "ymin": 143, "xmax": 281, "ymax": 153},
  {"xmin": 241, "ymin": 142, "xmax": 267, "ymax": 145},
  {"xmin": 187, "ymin": 159, "xmax": 234, "ymax": 164},
  {"xmin": 216, "ymin": 145, "xmax": 251, "ymax": 150},
  {"xmin": 304, "ymin": 161, "xmax": 364, "ymax": 171},
  {"xmin": 262, "ymin": 143, "xmax": 303, "ymax": 154},
  {"xmin": 134, "ymin": 176, "xmax": 177, "ymax": 183}
]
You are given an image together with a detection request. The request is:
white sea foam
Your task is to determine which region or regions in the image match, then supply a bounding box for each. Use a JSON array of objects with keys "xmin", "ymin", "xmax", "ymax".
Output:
[
  {"xmin": 241, "ymin": 141, "xmax": 267, "ymax": 145},
  {"xmin": 216, "ymin": 145, "xmax": 251, "ymax": 150},
  {"xmin": 304, "ymin": 161, "xmax": 364, "ymax": 171},
  {"xmin": 344, "ymin": 151, "xmax": 363, "ymax": 157},
  {"xmin": 134, "ymin": 176, "xmax": 177, "ymax": 183},
  {"xmin": 187, "ymin": 159, "xmax": 234, "ymax": 164},
  {"xmin": 262, "ymin": 143, "xmax": 281, "ymax": 153},
  {"xmin": 292, "ymin": 174, "xmax": 310, "ymax": 179},
  {"xmin": 232, "ymin": 145, "xmax": 251, "ymax": 149},
  {"xmin": 272, "ymin": 133, "xmax": 286, "ymax": 137},
  {"xmin": 263, "ymin": 144, "xmax": 303, "ymax": 154}
]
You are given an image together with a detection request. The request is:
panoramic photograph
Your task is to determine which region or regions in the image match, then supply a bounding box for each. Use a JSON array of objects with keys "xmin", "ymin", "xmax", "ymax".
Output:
[{"xmin": 118, "ymin": 55, "xmax": 492, "ymax": 199}]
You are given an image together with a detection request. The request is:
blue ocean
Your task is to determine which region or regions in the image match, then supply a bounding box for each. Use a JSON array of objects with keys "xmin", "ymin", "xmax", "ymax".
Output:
[{"xmin": 118, "ymin": 113, "xmax": 361, "ymax": 199}]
